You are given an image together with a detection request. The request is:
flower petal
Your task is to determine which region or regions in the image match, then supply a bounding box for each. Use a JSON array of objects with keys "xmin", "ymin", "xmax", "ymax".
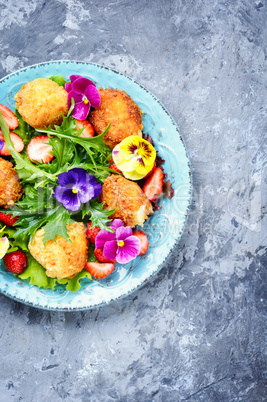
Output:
[
  {"xmin": 116, "ymin": 236, "xmax": 141, "ymax": 264},
  {"xmin": 103, "ymin": 240, "xmax": 118, "ymax": 260},
  {"xmin": 63, "ymin": 194, "xmax": 81, "ymax": 211},
  {"xmin": 112, "ymin": 136, "xmax": 156, "ymax": 180},
  {"xmin": 122, "ymin": 170, "xmax": 148, "ymax": 181},
  {"xmin": 71, "ymin": 168, "xmax": 87, "ymax": 184},
  {"xmin": 72, "ymin": 77, "xmax": 96, "ymax": 94},
  {"xmin": 54, "ymin": 187, "xmax": 81, "ymax": 211},
  {"xmin": 72, "ymin": 101, "xmax": 90, "ymax": 120},
  {"xmin": 95, "ymin": 230, "xmax": 116, "ymax": 249},
  {"xmin": 78, "ymin": 185, "xmax": 95, "ymax": 203},
  {"xmin": 70, "ymin": 74, "xmax": 83, "ymax": 82},
  {"xmin": 53, "ymin": 185, "xmax": 69, "ymax": 202},
  {"xmin": 57, "ymin": 170, "xmax": 79, "ymax": 186},
  {"xmin": 92, "ymin": 182, "xmax": 102, "ymax": 198},
  {"xmin": 0, "ymin": 140, "xmax": 4, "ymax": 152},
  {"xmin": 0, "ymin": 237, "xmax": 9, "ymax": 259},
  {"xmin": 88, "ymin": 175, "xmax": 102, "ymax": 198},
  {"xmin": 84, "ymin": 85, "xmax": 101, "ymax": 108},
  {"xmin": 67, "ymin": 90, "xmax": 83, "ymax": 109},
  {"xmin": 116, "ymin": 226, "xmax": 133, "ymax": 241},
  {"xmin": 65, "ymin": 82, "xmax": 72, "ymax": 93},
  {"xmin": 113, "ymin": 156, "xmax": 137, "ymax": 173},
  {"xmin": 111, "ymin": 219, "xmax": 124, "ymax": 231}
]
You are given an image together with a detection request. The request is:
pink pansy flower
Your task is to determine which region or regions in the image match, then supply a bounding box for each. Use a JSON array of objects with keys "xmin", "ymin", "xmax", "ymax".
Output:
[
  {"xmin": 95, "ymin": 219, "xmax": 141, "ymax": 264},
  {"xmin": 65, "ymin": 75, "xmax": 101, "ymax": 120}
]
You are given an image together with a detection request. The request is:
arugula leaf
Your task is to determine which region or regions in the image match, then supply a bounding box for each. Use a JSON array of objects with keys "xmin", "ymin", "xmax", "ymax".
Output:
[
  {"xmin": 36, "ymin": 114, "xmax": 112, "ymax": 165},
  {"xmin": 48, "ymin": 134, "xmax": 75, "ymax": 173},
  {"xmin": 82, "ymin": 200, "xmax": 115, "ymax": 231},
  {"xmin": 13, "ymin": 109, "xmax": 34, "ymax": 144}
]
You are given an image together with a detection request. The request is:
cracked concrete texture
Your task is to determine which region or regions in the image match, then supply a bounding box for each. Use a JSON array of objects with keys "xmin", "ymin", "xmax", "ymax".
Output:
[{"xmin": 0, "ymin": 0, "xmax": 266, "ymax": 401}]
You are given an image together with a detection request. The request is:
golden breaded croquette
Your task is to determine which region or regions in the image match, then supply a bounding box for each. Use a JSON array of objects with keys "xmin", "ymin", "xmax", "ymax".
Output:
[
  {"xmin": 15, "ymin": 78, "xmax": 68, "ymax": 129},
  {"xmin": 99, "ymin": 174, "xmax": 153, "ymax": 227},
  {"xmin": 28, "ymin": 222, "xmax": 88, "ymax": 280},
  {"xmin": 89, "ymin": 88, "xmax": 143, "ymax": 149},
  {"xmin": 0, "ymin": 157, "xmax": 23, "ymax": 207}
]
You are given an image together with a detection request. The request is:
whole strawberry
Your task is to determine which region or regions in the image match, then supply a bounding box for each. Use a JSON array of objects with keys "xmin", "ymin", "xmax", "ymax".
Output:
[
  {"xmin": 0, "ymin": 212, "xmax": 18, "ymax": 226},
  {"xmin": 3, "ymin": 250, "xmax": 27, "ymax": 274}
]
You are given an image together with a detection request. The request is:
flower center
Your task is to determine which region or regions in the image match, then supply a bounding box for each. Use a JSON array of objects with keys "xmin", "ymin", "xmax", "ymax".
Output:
[
  {"xmin": 72, "ymin": 187, "xmax": 78, "ymax": 194},
  {"xmin": 83, "ymin": 95, "xmax": 89, "ymax": 104},
  {"xmin": 128, "ymin": 141, "xmax": 152, "ymax": 165},
  {"xmin": 118, "ymin": 240, "xmax": 125, "ymax": 247}
]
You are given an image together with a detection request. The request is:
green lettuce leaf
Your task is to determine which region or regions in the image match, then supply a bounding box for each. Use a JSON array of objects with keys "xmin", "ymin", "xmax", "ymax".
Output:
[
  {"xmin": 17, "ymin": 254, "xmax": 93, "ymax": 292},
  {"xmin": 49, "ymin": 74, "xmax": 67, "ymax": 87}
]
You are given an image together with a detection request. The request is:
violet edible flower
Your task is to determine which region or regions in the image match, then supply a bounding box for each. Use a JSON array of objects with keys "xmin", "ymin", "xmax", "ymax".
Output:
[
  {"xmin": 0, "ymin": 140, "xmax": 4, "ymax": 151},
  {"xmin": 65, "ymin": 74, "xmax": 101, "ymax": 120},
  {"xmin": 53, "ymin": 168, "xmax": 102, "ymax": 212},
  {"xmin": 95, "ymin": 219, "xmax": 141, "ymax": 264}
]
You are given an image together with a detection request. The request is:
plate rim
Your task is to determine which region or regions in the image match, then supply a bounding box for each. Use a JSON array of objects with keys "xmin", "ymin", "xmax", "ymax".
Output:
[{"xmin": 0, "ymin": 60, "xmax": 193, "ymax": 311}]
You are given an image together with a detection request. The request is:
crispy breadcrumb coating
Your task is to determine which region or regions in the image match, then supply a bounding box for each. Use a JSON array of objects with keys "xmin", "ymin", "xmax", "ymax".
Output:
[
  {"xmin": 0, "ymin": 157, "xmax": 23, "ymax": 207},
  {"xmin": 99, "ymin": 174, "xmax": 153, "ymax": 228},
  {"xmin": 89, "ymin": 88, "xmax": 143, "ymax": 149},
  {"xmin": 15, "ymin": 78, "xmax": 68, "ymax": 129},
  {"xmin": 28, "ymin": 222, "xmax": 88, "ymax": 280}
]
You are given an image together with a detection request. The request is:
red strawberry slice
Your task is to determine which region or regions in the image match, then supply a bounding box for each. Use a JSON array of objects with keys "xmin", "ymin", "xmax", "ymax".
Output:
[
  {"xmin": 0, "ymin": 212, "xmax": 18, "ymax": 226},
  {"xmin": 76, "ymin": 119, "xmax": 94, "ymax": 138},
  {"xmin": 142, "ymin": 167, "xmax": 164, "ymax": 202},
  {"xmin": 85, "ymin": 262, "xmax": 115, "ymax": 279},
  {"xmin": 109, "ymin": 158, "xmax": 122, "ymax": 173},
  {"xmin": 94, "ymin": 248, "xmax": 116, "ymax": 263},
  {"xmin": 3, "ymin": 250, "xmax": 27, "ymax": 274},
  {"xmin": 86, "ymin": 222, "xmax": 101, "ymax": 244},
  {"xmin": 0, "ymin": 104, "xmax": 19, "ymax": 130},
  {"xmin": 0, "ymin": 131, "xmax": 24, "ymax": 155},
  {"xmin": 27, "ymin": 135, "xmax": 54, "ymax": 164},
  {"xmin": 132, "ymin": 230, "xmax": 149, "ymax": 255}
]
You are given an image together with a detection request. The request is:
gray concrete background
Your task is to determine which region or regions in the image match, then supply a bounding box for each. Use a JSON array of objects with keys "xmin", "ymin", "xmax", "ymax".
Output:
[{"xmin": 0, "ymin": 1, "xmax": 266, "ymax": 401}]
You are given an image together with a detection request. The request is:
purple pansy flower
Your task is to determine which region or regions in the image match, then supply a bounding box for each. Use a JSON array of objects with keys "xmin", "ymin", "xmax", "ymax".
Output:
[
  {"xmin": 53, "ymin": 168, "xmax": 102, "ymax": 212},
  {"xmin": 65, "ymin": 74, "xmax": 101, "ymax": 120},
  {"xmin": 0, "ymin": 140, "xmax": 4, "ymax": 151},
  {"xmin": 95, "ymin": 219, "xmax": 141, "ymax": 264}
]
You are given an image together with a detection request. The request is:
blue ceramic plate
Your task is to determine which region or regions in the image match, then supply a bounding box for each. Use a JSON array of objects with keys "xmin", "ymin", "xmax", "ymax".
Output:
[{"xmin": 0, "ymin": 61, "xmax": 192, "ymax": 311}]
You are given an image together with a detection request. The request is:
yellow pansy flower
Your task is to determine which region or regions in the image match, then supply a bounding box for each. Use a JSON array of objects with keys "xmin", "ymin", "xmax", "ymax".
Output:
[
  {"xmin": 112, "ymin": 136, "xmax": 156, "ymax": 180},
  {"xmin": 0, "ymin": 226, "xmax": 9, "ymax": 258}
]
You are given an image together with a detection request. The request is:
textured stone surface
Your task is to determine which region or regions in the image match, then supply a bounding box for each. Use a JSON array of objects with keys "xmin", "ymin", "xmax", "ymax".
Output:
[{"xmin": 0, "ymin": 0, "xmax": 266, "ymax": 401}]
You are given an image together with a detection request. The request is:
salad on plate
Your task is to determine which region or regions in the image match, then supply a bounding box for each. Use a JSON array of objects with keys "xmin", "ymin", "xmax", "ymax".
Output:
[{"xmin": 0, "ymin": 72, "xmax": 174, "ymax": 293}]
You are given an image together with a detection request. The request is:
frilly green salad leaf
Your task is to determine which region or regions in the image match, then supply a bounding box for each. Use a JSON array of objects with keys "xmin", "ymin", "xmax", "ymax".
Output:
[
  {"xmin": 49, "ymin": 74, "xmax": 67, "ymax": 87},
  {"xmin": 17, "ymin": 254, "xmax": 93, "ymax": 292},
  {"xmin": 0, "ymin": 81, "xmax": 116, "ymax": 292}
]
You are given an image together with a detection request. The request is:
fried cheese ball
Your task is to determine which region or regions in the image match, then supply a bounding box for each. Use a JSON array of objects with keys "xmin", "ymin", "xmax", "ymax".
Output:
[
  {"xmin": 28, "ymin": 222, "xmax": 88, "ymax": 280},
  {"xmin": 15, "ymin": 78, "xmax": 68, "ymax": 129},
  {"xmin": 0, "ymin": 157, "xmax": 23, "ymax": 207},
  {"xmin": 99, "ymin": 174, "xmax": 153, "ymax": 228},
  {"xmin": 89, "ymin": 88, "xmax": 143, "ymax": 149}
]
